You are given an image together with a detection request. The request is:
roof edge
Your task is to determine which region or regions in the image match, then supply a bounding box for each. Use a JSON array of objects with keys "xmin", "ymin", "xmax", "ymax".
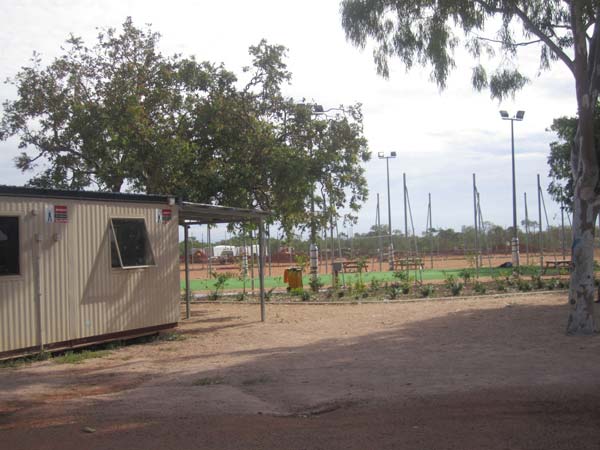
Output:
[{"xmin": 0, "ymin": 185, "xmax": 173, "ymax": 205}]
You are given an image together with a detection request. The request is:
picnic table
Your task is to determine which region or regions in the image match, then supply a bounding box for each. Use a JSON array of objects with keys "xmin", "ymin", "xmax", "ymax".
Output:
[
  {"xmin": 342, "ymin": 260, "xmax": 369, "ymax": 273},
  {"xmin": 395, "ymin": 258, "xmax": 424, "ymax": 270},
  {"xmin": 542, "ymin": 260, "xmax": 571, "ymax": 274}
]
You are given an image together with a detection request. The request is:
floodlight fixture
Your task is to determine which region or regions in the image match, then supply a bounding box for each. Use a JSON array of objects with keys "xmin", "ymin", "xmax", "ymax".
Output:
[
  {"xmin": 516, "ymin": 110, "xmax": 525, "ymax": 120},
  {"xmin": 390, "ymin": 151, "xmax": 397, "ymax": 158},
  {"xmin": 499, "ymin": 110, "xmax": 509, "ymax": 119},
  {"xmin": 313, "ymin": 104, "xmax": 324, "ymax": 113}
]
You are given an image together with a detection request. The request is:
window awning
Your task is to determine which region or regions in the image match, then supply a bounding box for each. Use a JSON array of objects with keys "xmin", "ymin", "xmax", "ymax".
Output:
[{"xmin": 178, "ymin": 201, "xmax": 270, "ymax": 225}]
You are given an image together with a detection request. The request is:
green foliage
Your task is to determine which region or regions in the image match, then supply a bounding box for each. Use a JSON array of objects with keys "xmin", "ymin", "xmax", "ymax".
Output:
[
  {"xmin": 393, "ymin": 270, "xmax": 409, "ymax": 282},
  {"xmin": 0, "ymin": 19, "xmax": 371, "ymax": 235},
  {"xmin": 531, "ymin": 275, "xmax": 545, "ymax": 290},
  {"xmin": 458, "ymin": 269, "xmax": 472, "ymax": 285},
  {"xmin": 387, "ymin": 284, "xmax": 402, "ymax": 300},
  {"xmin": 420, "ymin": 284, "xmax": 435, "ymax": 298},
  {"xmin": 309, "ymin": 276, "xmax": 324, "ymax": 292},
  {"xmin": 473, "ymin": 281, "xmax": 486, "ymax": 295},
  {"xmin": 211, "ymin": 272, "xmax": 233, "ymax": 299},
  {"xmin": 53, "ymin": 349, "xmax": 110, "ymax": 364},
  {"xmin": 444, "ymin": 274, "xmax": 463, "ymax": 296},
  {"xmin": 517, "ymin": 278, "xmax": 532, "ymax": 292},
  {"xmin": 294, "ymin": 254, "xmax": 309, "ymax": 271},
  {"xmin": 369, "ymin": 278, "xmax": 381, "ymax": 292}
]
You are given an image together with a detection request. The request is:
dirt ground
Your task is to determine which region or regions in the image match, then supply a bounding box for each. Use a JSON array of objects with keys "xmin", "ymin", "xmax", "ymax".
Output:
[{"xmin": 2, "ymin": 293, "xmax": 600, "ymax": 449}]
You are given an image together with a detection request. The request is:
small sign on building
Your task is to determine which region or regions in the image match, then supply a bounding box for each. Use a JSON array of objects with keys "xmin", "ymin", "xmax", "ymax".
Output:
[
  {"xmin": 46, "ymin": 205, "xmax": 68, "ymax": 223},
  {"xmin": 156, "ymin": 208, "xmax": 172, "ymax": 223}
]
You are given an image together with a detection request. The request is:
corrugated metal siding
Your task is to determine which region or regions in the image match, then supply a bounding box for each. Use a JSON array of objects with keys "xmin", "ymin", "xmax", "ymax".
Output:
[{"xmin": 0, "ymin": 197, "xmax": 179, "ymax": 353}]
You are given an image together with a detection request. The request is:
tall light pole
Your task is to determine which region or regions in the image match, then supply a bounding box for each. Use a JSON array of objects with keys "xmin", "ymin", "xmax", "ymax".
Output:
[
  {"xmin": 378, "ymin": 151, "xmax": 397, "ymax": 270},
  {"xmin": 500, "ymin": 110, "xmax": 525, "ymax": 267}
]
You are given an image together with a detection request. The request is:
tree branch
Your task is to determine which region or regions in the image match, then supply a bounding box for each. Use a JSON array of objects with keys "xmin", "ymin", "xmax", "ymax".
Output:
[
  {"xmin": 511, "ymin": 5, "xmax": 575, "ymax": 75},
  {"xmin": 475, "ymin": 35, "xmax": 543, "ymax": 47}
]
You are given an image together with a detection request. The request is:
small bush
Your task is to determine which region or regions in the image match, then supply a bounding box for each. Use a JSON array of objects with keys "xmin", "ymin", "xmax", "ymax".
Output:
[
  {"xmin": 369, "ymin": 278, "xmax": 381, "ymax": 292},
  {"xmin": 420, "ymin": 284, "xmax": 435, "ymax": 298},
  {"xmin": 473, "ymin": 281, "xmax": 487, "ymax": 295},
  {"xmin": 444, "ymin": 274, "xmax": 463, "ymax": 296},
  {"xmin": 337, "ymin": 290, "xmax": 345, "ymax": 299},
  {"xmin": 458, "ymin": 269, "xmax": 472, "ymax": 285},
  {"xmin": 393, "ymin": 270, "xmax": 409, "ymax": 282},
  {"xmin": 531, "ymin": 275, "xmax": 545, "ymax": 290},
  {"xmin": 517, "ymin": 278, "xmax": 532, "ymax": 292},
  {"xmin": 546, "ymin": 278, "xmax": 559, "ymax": 290},
  {"xmin": 309, "ymin": 276, "xmax": 324, "ymax": 292},
  {"xmin": 301, "ymin": 290, "xmax": 311, "ymax": 302},
  {"xmin": 387, "ymin": 284, "xmax": 402, "ymax": 300}
]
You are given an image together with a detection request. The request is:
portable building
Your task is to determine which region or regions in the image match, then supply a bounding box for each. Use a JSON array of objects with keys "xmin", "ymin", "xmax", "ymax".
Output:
[{"xmin": 0, "ymin": 186, "xmax": 180, "ymax": 357}]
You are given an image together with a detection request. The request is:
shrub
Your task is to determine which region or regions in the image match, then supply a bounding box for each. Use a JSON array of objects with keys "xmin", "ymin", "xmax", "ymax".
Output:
[
  {"xmin": 531, "ymin": 275, "xmax": 545, "ymax": 290},
  {"xmin": 301, "ymin": 290, "xmax": 311, "ymax": 302},
  {"xmin": 458, "ymin": 269, "xmax": 472, "ymax": 285},
  {"xmin": 393, "ymin": 270, "xmax": 409, "ymax": 282},
  {"xmin": 517, "ymin": 278, "xmax": 532, "ymax": 292},
  {"xmin": 309, "ymin": 276, "xmax": 324, "ymax": 292},
  {"xmin": 387, "ymin": 284, "xmax": 402, "ymax": 300},
  {"xmin": 369, "ymin": 278, "xmax": 381, "ymax": 292},
  {"xmin": 444, "ymin": 273, "xmax": 463, "ymax": 296},
  {"xmin": 420, "ymin": 284, "xmax": 435, "ymax": 298},
  {"xmin": 473, "ymin": 281, "xmax": 486, "ymax": 295}
]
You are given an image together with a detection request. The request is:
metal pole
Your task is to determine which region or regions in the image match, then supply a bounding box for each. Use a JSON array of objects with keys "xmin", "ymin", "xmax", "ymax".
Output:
[
  {"xmin": 184, "ymin": 224, "xmax": 191, "ymax": 320},
  {"xmin": 207, "ymin": 225, "xmax": 212, "ymax": 276},
  {"xmin": 250, "ymin": 229, "xmax": 255, "ymax": 295},
  {"xmin": 258, "ymin": 219, "xmax": 266, "ymax": 322},
  {"xmin": 537, "ymin": 174, "xmax": 544, "ymax": 268},
  {"xmin": 403, "ymin": 172, "xmax": 408, "ymax": 265},
  {"xmin": 510, "ymin": 119, "xmax": 520, "ymax": 267},
  {"xmin": 267, "ymin": 225, "xmax": 272, "ymax": 277},
  {"xmin": 473, "ymin": 174, "xmax": 480, "ymax": 276},
  {"xmin": 561, "ymin": 203, "xmax": 566, "ymax": 260},
  {"xmin": 428, "ymin": 193, "xmax": 433, "ymax": 269},
  {"xmin": 377, "ymin": 193, "xmax": 383, "ymax": 272},
  {"xmin": 386, "ymin": 158, "xmax": 394, "ymax": 270},
  {"xmin": 524, "ymin": 192, "xmax": 530, "ymax": 265}
]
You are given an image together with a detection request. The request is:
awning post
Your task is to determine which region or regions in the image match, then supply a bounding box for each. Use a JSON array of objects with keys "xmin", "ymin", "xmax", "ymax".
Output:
[
  {"xmin": 258, "ymin": 219, "xmax": 266, "ymax": 322},
  {"xmin": 184, "ymin": 223, "xmax": 191, "ymax": 319}
]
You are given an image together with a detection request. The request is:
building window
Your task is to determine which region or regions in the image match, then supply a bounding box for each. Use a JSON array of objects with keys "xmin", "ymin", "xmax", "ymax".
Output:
[
  {"xmin": 0, "ymin": 216, "xmax": 19, "ymax": 276},
  {"xmin": 110, "ymin": 218, "xmax": 155, "ymax": 268}
]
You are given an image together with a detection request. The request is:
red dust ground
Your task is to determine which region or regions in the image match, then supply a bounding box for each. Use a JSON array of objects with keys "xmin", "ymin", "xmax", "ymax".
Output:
[{"xmin": 1, "ymin": 292, "xmax": 600, "ymax": 449}]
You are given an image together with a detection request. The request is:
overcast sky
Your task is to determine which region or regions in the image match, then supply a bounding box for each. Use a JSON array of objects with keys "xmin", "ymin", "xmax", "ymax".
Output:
[{"xmin": 0, "ymin": 0, "xmax": 574, "ymax": 242}]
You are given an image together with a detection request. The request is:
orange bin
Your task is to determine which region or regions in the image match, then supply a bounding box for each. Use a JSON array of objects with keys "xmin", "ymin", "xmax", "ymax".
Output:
[{"xmin": 283, "ymin": 267, "xmax": 303, "ymax": 290}]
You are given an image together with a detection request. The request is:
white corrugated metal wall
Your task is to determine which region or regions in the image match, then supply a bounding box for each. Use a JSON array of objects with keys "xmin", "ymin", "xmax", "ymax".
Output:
[{"xmin": 0, "ymin": 196, "xmax": 179, "ymax": 353}]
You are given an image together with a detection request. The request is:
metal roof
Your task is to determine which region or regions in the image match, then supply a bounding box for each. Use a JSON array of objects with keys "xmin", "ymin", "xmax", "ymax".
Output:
[
  {"xmin": 0, "ymin": 185, "xmax": 173, "ymax": 205},
  {"xmin": 179, "ymin": 201, "xmax": 270, "ymax": 225}
]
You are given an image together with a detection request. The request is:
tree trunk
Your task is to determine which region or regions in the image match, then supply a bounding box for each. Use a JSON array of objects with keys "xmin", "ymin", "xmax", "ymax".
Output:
[{"xmin": 567, "ymin": 194, "xmax": 598, "ymax": 334}]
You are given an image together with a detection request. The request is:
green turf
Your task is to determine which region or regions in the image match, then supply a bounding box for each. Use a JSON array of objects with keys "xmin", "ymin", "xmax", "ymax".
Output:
[{"xmin": 181, "ymin": 265, "xmax": 560, "ymax": 292}]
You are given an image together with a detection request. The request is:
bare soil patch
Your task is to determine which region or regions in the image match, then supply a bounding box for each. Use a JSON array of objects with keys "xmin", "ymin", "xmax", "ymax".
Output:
[{"xmin": 1, "ymin": 293, "xmax": 600, "ymax": 449}]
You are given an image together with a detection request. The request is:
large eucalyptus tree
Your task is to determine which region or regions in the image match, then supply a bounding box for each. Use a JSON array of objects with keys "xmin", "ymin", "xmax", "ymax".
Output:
[{"xmin": 341, "ymin": 0, "xmax": 600, "ymax": 334}]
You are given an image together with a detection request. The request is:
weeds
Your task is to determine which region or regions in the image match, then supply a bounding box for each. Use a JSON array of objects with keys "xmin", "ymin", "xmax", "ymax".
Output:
[
  {"xmin": 53, "ymin": 349, "xmax": 110, "ymax": 364},
  {"xmin": 192, "ymin": 376, "xmax": 225, "ymax": 386},
  {"xmin": 444, "ymin": 273, "xmax": 463, "ymax": 296},
  {"xmin": 420, "ymin": 284, "xmax": 435, "ymax": 298}
]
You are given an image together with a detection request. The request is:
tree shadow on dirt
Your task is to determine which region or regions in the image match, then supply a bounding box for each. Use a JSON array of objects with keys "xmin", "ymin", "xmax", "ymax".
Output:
[{"xmin": 3, "ymin": 298, "xmax": 600, "ymax": 450}]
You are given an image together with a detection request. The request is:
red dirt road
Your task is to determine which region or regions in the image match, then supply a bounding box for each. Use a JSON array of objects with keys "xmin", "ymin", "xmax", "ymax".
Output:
[{"xmin": 2, "ymin": 293, "xmax": 600, "ymax": 449}]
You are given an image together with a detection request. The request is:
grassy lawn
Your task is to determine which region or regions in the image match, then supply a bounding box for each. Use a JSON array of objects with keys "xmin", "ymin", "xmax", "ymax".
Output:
[{"xmin": 181, "ymin": 265, "xmax": 564, "ymax": 292}]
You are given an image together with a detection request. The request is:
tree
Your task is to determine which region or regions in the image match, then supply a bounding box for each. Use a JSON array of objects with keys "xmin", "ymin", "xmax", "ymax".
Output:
[
  {"xmin": 547, "ymin": 103, "xmax": 600, "ymax": 211},
  {"xmin": 0, "ymin": 17, "xmax": 235, "ymax": 193},
  {"xmin": 341, "ymin": 0, "xmax": 600, "ymax": 334},
  {"xmin": 1, "ymin": 19, "xmax": 371, "ymax": 242}
]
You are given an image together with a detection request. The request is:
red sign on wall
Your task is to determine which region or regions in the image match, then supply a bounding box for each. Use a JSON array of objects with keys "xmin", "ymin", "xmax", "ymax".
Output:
[
  {"xmin": 161, "ymin": 209, "xmax": 172, "ymax": 222},
  {"xmin": 54, "ymin": 205, "xmax": 68, "ymax": 223}
]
